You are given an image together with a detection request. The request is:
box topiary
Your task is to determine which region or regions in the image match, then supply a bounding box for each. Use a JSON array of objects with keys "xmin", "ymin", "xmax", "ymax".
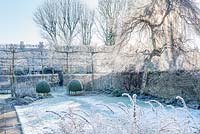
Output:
[
  {"xmin": 67, "ymin": 79, "xmax": 83, "ymax": 95},
  {"xmin": 36, "ymin": 80, "xmax": 51, "ymax": 94}
]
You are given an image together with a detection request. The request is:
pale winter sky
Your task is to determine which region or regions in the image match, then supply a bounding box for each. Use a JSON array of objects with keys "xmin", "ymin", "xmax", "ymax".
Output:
[{"xmin": 0, "ymin": 0, "xmax": 97, "ymax": 44}]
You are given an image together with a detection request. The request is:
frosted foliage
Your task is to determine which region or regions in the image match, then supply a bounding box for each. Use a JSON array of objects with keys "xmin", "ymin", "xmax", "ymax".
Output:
[
  {"xmin": 42, "ymin": 94, "xmax": 200, "ymax": 134},
  {"xmin": 15, "ymin": 82, "xmax": 35, "ymax": 97}
]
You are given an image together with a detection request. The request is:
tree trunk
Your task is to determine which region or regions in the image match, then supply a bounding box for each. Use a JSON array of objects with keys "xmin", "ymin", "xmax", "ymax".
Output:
[
  {"xmin": 140, "ymin": 28, "xmax": 156, "ymax": 94},
  {"xmin": 91, "ymin": 52, "xmax": 95, "ymax": 91},
  {"xmin": 11, "ymin": 48, "xmax": 16, "ymax": 97},
  {"xmin": 66, "ymin": 52, "xmax": 69, "ymax": 73},
  {"xmin": 140, "ymin": 57, "xmax": 152, "ymax": 94}
]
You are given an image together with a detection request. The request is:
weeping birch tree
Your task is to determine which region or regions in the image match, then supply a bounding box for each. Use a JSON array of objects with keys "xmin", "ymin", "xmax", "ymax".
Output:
[{"xmin": 122, "ymin": 0, "xmax": 200, "ymax": 91}]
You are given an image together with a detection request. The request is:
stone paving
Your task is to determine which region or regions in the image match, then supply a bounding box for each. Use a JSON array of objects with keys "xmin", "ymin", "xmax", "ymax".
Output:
[{"xmin": 0, "ymin": 95, "xmax": 22, "ymax": 134}]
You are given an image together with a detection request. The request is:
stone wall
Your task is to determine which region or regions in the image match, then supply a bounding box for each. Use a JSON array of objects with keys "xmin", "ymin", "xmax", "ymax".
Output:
[
  {"xmin": 60, "ymin": 73, "xmax": 137, "ymax": 93},
  {"xmin": 0, "ymin": 74, "xmax": 58, "ymax": 89}
]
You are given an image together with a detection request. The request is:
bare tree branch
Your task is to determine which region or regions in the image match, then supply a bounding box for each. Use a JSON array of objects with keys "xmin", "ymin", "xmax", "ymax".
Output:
[
  {"xmin": 80, "ymin": 7, "xmax": 95, "ymax": 45},
  {"xmin": 33, "ymin": 0, "xmax": 59, "ymax": 46},
  {"xmin": 58, "ymin": 0, "xmax": 83, "ymax": 45},
  {"xmin": 96, "ymin": 0, "xmax": 130, "ymax": 46}
]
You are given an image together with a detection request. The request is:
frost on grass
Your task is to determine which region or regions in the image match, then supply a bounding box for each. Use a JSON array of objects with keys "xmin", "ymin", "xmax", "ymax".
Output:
[{"xmin": 40, "ymin": 94, "xmax": 200, "ymax": 134}]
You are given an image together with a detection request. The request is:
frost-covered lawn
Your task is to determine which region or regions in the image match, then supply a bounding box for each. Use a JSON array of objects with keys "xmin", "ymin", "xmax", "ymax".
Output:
[{"xmin": 16, "ymin": 88, "xmax": 200, "ymax": 134}]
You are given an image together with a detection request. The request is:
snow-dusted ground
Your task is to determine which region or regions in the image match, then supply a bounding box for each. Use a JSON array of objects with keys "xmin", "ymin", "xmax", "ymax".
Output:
[{"xmin": 16, "ymin": 88, "xmax": 200, "ymax": 134}]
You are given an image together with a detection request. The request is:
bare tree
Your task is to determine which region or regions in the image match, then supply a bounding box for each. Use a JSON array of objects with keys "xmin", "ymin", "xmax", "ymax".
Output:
[
  {"xmin": 58, "ymin": 0, "xmax": 83, "ymax": 45},
  {"xmin": 122, "ymin": 0, "xmax": 200, "ymax": 91},
  {"xmin": 80, "ymin": 7, "xmax": 95, "ymax": 45},
  {"xmin": 33, "ymin": 0, "xmax": 59, "ymax": 46},
  {"xmin": 96, "ymin": 0, "xmax": 129, "ymax": 46}
]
